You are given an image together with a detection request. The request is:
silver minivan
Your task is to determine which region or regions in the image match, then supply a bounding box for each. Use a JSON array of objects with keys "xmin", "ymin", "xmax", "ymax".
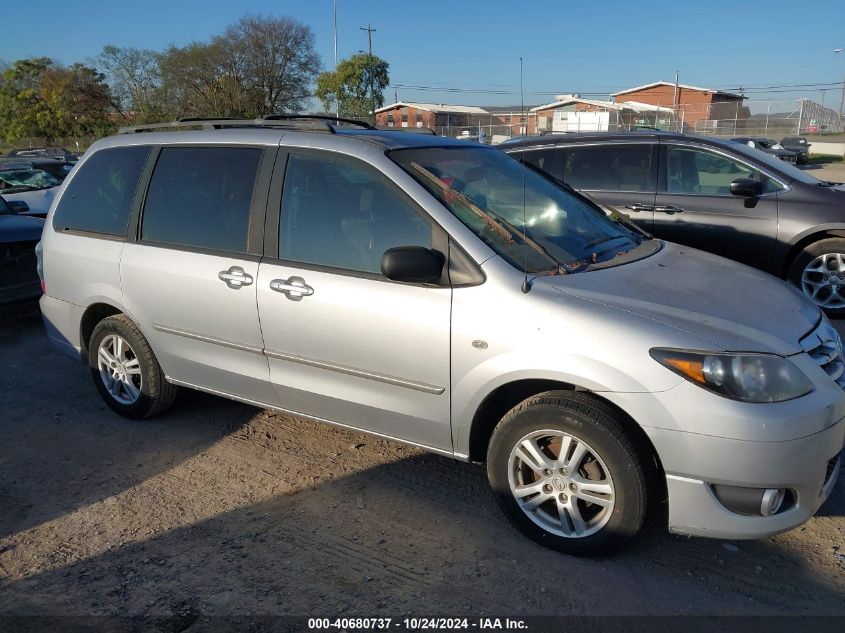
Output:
[{"xmin": 39, "ymin": 117, "xmax": 844, "ymax": 555}]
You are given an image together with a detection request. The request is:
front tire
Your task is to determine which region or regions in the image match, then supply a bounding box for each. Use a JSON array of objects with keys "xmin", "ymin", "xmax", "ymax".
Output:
[
  {"xmin": 787, "ymin": 238, "xmax": 845, "ymax": 319},
  {"xmin": 487, "ymin": 391, "xmax": 649, "ymax": 556},
  {"xmin": 88, "ymin": 314, "xmax": 177, "ymax": 419}
]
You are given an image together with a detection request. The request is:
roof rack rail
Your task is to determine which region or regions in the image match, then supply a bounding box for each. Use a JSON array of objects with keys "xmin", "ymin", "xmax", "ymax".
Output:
[
  {"xmin": 376, "ymin": 126, "xmax": 437, "ymax": 135},
  {"xmin": 262, "ymin": 114, "xmax": 374, "ymax": 130},
  {"xmin": 118, "ymin": 114, "xmax": 374, "ymax": 135}
]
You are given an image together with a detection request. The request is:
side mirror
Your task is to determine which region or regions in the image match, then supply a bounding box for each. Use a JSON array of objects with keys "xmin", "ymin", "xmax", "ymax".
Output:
[
  {"xmin": 7, "ymin": 200, "xmax": 29, "ymax": 213},
  {"xmin": 381, "ymin": 246, "xmax": 445, "ymax": 284},
  {"xmin": 730, "ymin": 178, "xmax": 763, "ymax": 198}
]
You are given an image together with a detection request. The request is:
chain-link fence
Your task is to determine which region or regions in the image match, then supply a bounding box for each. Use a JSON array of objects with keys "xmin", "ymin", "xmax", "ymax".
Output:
[{"xmin": 426, "ymin": 98, "xmax": 844, "ymax": 145}]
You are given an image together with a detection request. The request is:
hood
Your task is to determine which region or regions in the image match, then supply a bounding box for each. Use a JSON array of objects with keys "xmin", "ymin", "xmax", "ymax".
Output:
[
  {"xmin": 1, "ymin": 187, "xmax": 58, "ymax": 214},
  {"xmin": 540, "ymin": 242, "xmax": 819, "ymax": 355},
  {"xmin": 0, "ymin": 213, "xmax": 44, "ymax": 243}
]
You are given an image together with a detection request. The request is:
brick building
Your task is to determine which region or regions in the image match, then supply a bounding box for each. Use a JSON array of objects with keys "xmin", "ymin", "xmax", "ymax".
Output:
[
  {"xmin": 374, "ymin": 102, "xmax": 487, "ymax": 129},
  {"xmin": 610, "ymin": 81, "xmax": 747, "ymax": 128}
]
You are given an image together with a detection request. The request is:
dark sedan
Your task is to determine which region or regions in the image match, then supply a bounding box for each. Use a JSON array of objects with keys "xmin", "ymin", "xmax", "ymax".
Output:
[
  {"xmin": 731, "ymin": 137, "xmax": 798, "ymax": 164},
  {"xmin": 502, "ymin": 131, "xmax": 845, "ymax": 316},
  {"xmin": 781, "ymin": 136, "xmax": 811, "ymax": 164},
  {"xmin": 0, "ymin": 194, "xmax": 43, "ymax": 304}
]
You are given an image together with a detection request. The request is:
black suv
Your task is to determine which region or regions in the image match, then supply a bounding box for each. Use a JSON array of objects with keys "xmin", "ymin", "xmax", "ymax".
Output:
[{"xmin": 502, "ymin": 131, "xmax": 845, "ymax": 315}]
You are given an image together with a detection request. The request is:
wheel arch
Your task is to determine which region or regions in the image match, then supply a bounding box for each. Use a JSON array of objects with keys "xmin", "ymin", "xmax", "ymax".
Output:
[
  {"xmin": 782, "ymin": 227, "xmax": 845, "ymax": 278},
  {"xmin": 79, "ymin": 301, "xmax": 129, "ymax": 357},
  {"xmin": 466, "ymin": 380, "xmax": 665, "ymax": 487}
]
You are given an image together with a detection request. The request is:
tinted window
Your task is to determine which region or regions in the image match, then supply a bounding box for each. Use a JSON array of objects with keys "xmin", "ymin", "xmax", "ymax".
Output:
[
  {"xmin": 141, "ymin": 147, "xmax": 261, "ymax": 253},
  {"xmin": 664, "ymin": 145, "xmax": 783, "ymax": 194},
  {"xmin": 52, "ymin": 146, "xmax": 149, "ymax": 235},
  {"xmin": 562, "ymin": 144, "xmax": 654, "ymax": 192},
  {"xmin": 521, "ymin": 148, "xmax": 565, "ymax": 180},
  {"xmin": 279, "ymin": 154, "xmax": 432, "ymax": 274}
]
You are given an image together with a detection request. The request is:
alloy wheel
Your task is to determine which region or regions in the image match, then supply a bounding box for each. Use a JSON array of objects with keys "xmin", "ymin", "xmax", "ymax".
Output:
[
  {"xmin": 801, "ymin": 253, "xmax": 845, "ymax": 310},
  {"xmin": 508, "ymin": 429, "xmax": 615, "ymax": 538},
  {"xmin": 96, "ymin": 334, "xmax": 142, "ymax": 405}
]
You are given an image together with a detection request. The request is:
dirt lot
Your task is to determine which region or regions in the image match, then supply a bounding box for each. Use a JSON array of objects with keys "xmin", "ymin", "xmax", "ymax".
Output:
[
  {"xmin": 0, "ymin": 302, "xmax": 843, "ymax": 621},
  {"xmin": 800, "ymin": 160, "xmax": 845, "ymax": 183}
]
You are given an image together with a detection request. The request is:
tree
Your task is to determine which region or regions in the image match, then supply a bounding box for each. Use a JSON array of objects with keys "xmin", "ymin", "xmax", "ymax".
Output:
[
  {"xmin": 0, "ymin": 58, "xmax": 114, "ymax": 142},
  {"xmin": 224, "ymin": 15, "xmax": 320, "ymax": 114},
  {"xmin": 0, "ymin": 57, "xmax": 53, "ymax": 140},
  {"xmin": 315, "ymin": 54, "xmax": 389, "ymax": 120},
  {"xmin": 157, "ymin": 14, "xmax": 320, "ymax": 119},
  {"xmin": 98, "ymin": 45, "xmax": 166, "ymax": 123}
]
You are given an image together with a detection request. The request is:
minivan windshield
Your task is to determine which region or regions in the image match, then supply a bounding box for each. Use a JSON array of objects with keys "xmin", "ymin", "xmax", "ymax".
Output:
[{"xmin": 390, "ymin": 146, "xmax": 649, "ymax": 273}]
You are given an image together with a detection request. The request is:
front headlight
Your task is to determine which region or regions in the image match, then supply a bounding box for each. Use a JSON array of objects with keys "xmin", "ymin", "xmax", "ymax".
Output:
[{"xmin": 650, "ymin": 349, "xmax": 814, "ymax": 403}]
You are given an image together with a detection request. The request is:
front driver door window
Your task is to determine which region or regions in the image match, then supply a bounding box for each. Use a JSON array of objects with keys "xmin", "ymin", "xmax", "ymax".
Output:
[{"xmin": 654, "ymin": 144, "xmax": 781, "ymax": 271}]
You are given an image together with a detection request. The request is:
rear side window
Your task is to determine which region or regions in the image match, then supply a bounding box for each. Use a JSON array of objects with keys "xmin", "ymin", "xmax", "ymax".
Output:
[
  {"xmin": 562, "ymin": 144, "xmax": 655, "ymax": 192},
  {"xmin": 141, "ymin": 147, "xmax": 261, "ymax": 254},
  {"xmin": 52, "ymin": 146, "xmax": 150, "ymax": 235}
]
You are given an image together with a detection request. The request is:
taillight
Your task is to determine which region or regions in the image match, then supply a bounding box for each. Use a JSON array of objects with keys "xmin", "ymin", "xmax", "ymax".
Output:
[{"xmin": 41, "ymin": 279, "xmax": 46, "ymax": 294}]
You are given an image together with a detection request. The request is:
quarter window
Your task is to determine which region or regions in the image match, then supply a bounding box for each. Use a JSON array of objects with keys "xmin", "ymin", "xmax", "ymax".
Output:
[
  {"xmin": 663, "ymin": 145, "xmax": 783, "ymax": 194},
  {"xmin": 279, "ymin": 154, "xmax": 433, "ymax": 275},
  {"xmin": 52, "ymin": 146, "xmax": 150, "ymax": 235},
  {"xmin": 562, "ymin": 144, "xmax": 655, "ymax": 192},
  {"xmin": 140, "ymin": 147, "xmax": 261, "ymax": 253}
]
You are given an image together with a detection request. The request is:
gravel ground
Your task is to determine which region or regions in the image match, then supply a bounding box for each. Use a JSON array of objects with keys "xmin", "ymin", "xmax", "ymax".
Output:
[{"xmin": 0, "ymin": 302, "xmax": 843, "ymax": 621}]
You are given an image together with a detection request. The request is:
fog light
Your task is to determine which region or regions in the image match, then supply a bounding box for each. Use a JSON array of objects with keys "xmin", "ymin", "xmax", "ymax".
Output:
[
  {"xmin": 712, "ymin": 484, "xmax": 790, "ymax": 517},
  {"xmin": 760, "ymin": 488, "xmax": 785, "ymax": 517}
]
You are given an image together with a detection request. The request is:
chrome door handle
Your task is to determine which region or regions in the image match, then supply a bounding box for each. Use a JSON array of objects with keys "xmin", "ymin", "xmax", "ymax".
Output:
[
  {"xmin": 654, "ymin": 205, "xmax": 685, "ymax": 214},
  {"xmin": 218, "ymin": 266, "xmax": 253, "ymax": 289},
  {"xmin": 625, "ymin": 203, "xmax": 655, "ymax": 212},
  {"xmin": 270, "ymin": 276, "xmax": 314, "ymax": 301}
]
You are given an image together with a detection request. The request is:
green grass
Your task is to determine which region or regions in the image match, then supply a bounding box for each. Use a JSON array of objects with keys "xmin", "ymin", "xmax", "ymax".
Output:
[{"xmin": 807, "ymin": 154, "xmax": 844, "ymax": 164}]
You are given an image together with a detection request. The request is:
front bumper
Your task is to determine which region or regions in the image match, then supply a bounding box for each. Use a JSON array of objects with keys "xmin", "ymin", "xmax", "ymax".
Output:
[
  {"xmin": 657, "ymin": 421, "xmax": 843, "ymax": 539},
  {"xmin": 605, "ymin": 375, "xmax": 845, "ymax": 540}
]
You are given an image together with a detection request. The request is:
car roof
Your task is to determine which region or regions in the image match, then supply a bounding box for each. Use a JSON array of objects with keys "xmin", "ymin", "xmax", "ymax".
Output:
[
  {"xmin": 90, "ymin": 125, "xmax": 489, "ymax": 156},
  {"xmin": 500, "ymin": 130, "xmax": 688, "ymax": 150}
]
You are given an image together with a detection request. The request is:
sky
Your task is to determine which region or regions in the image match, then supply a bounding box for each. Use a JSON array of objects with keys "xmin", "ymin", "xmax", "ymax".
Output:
[{"xmin": 2, "ymin": 0, "xmax": 844, "ymax": 113}]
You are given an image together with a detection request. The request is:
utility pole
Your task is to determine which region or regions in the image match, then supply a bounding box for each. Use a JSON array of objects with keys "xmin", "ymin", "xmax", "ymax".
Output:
[
  {"xmin": 361, "ymin": 23, "xmax": 377, "ymax": 125},
  {"xmin": 672, "ymin": 70, "xmax": 679, "ymax": 130}
]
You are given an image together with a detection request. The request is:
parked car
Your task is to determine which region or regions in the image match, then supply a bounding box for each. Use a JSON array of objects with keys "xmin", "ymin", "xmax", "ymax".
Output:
[
  {"xmin": 730, "ymin": 137, "xmax": 798, "ymax": 164},
  {"xmin": 503, "ymin": 131, "xmax": 845, "ymax": 316},
  {"xmin": 0, "ymin": 194, "xmax": 43, "ymax": 304},
  {"xmin": 781, "ymin": 136, "xmax": 811, "ymax": 164},
  {"xmin": 0, "ymin": 155, "xmax": 73, "ymax": 182},
  {"xmin": 8, "ymin": 146, "xmax": 78, "ymax": 163},
  {"xmin": 39, "ymin": 118, "xmax": 843, "ymax": 555},
  {"xmin": 0, "ymin": 163, "xmax": 62, "ymax": 218}
]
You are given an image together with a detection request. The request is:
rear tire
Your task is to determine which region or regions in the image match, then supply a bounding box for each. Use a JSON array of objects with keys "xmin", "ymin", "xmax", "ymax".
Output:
[
  {"xmin": 787, "ymin": 238, "xmax": 845, "ymax": 319},
  {"xmin": 88, "ymin": 314, "xmax": 177, "ymax": 419},
  {"xmin": 487, "ymin": 391, "xmax": 648, "ymax": 556}
]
